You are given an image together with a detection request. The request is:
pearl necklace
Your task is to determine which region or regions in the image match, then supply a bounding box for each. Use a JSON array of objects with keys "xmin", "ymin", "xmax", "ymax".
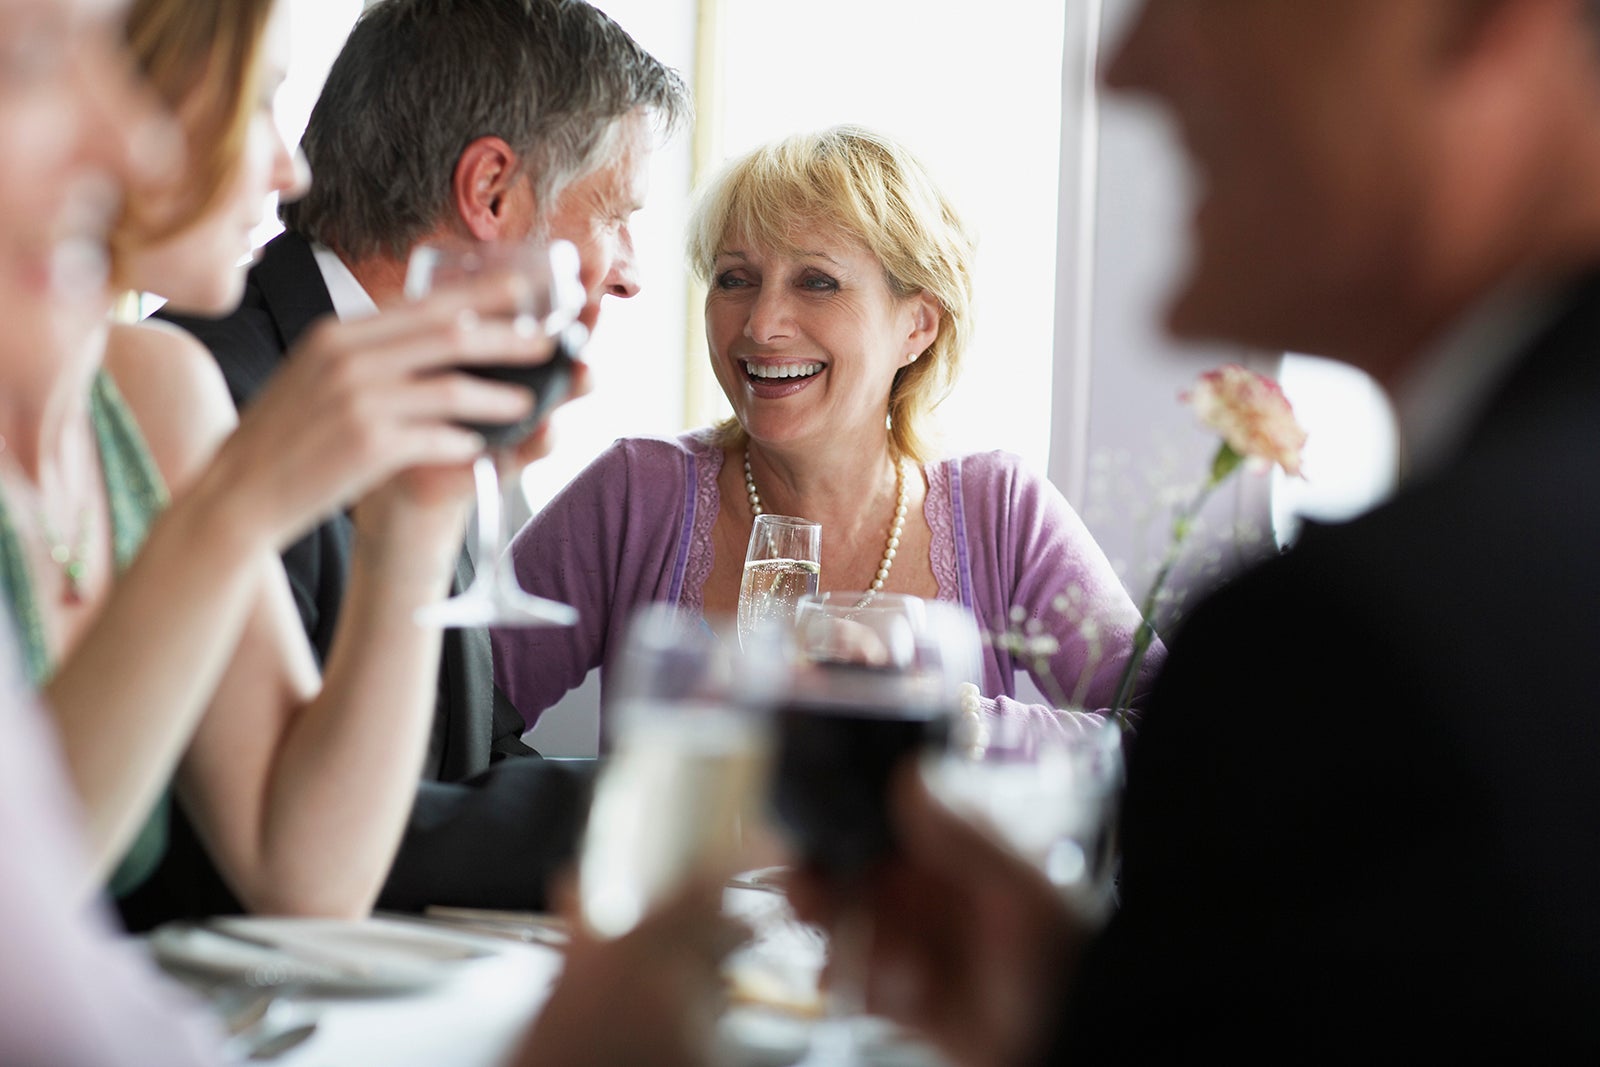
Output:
[{"xmin": 743, "ymin": 448, "xmax": 908, "ymax": 604}]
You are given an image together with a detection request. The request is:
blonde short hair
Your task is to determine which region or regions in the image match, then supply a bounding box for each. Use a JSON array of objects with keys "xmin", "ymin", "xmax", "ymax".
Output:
[{"xmin": 686, "ymin": 126, "xmax": 976, "ymax": 463}]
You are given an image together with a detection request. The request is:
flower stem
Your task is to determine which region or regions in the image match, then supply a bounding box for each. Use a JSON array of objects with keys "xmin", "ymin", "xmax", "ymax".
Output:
[{"xmin": 1107, "ymin": 444, "xmax": 1236, "ymax": 718}]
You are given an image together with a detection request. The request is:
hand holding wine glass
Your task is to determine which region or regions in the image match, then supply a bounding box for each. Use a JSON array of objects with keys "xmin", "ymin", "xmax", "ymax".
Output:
[
  {"xmin": 403, "ymin": 238, "xmax": 590, "ymax": 628},
  {"xmin": 207, "ymin": 266, "xmax": 569, "ymax": 556}
]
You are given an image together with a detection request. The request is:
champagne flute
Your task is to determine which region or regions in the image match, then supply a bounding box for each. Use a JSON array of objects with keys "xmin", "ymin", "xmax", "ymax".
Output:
[
  {"xmin": 403, "ymin": 239, "xmax": 587, "ymax": 628},
  {"xmin": 771, "ymin": 593, "xmax": 981, "ymax": 1064},
  {"xmin": 737, "ymin": 514, "xmax": 822, "ymax": 648}
]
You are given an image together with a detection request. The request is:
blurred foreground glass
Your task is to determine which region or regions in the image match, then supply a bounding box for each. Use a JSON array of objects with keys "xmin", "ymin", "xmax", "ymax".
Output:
[
  {"xmin": 771, "ymin": 593, "xmax": 981, "ymax": 1066},
  {"xmin": 771, "ymin": 593, "xmax": 980, "ymax": 878},
  {"xmin": 579, "ymin": 607, "xmax": 775, "ymax": 939},
  {"xmin": 403, "ymin": 239, "xmax": 587, "ymax": 628},
  {"xmin": 931, "ymin": 707, "xmax": 1124, "ymax": 920},
  {"xmin": 737, "ymin": 515, "xmax": 822, "ymax": 649}
]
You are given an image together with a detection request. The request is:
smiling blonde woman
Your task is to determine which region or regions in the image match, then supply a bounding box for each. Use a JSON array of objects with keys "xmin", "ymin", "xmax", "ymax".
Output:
[{"xmin": 494, "ymin": 125, "xmax": 1161, "ymax": 739}]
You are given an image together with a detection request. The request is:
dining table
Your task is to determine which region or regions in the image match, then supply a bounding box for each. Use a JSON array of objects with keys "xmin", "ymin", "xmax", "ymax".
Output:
[
  {"xmin": 268, "ymin": 932, "xmax": 560, "ymax": 1067},
  {"xmin": 147, "ymin": 885, "xmax": 947, "ymax": 1067}
]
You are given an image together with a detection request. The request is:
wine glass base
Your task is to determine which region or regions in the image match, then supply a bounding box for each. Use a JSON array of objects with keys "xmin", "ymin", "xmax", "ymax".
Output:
[{"xmin": 413, "ymin": 589, "xmax": 579, "ymax": 629}]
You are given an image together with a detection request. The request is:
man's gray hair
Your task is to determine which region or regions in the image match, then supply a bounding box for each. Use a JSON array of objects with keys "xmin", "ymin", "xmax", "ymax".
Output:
[{"xmin": 283, "ymin": 0, "xmax": 689, "ymax": 261}]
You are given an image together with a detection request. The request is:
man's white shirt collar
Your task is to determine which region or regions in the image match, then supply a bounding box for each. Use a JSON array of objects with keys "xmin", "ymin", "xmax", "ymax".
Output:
[{"xmin": 310, "ymin": 242, "xmax": 380, "ymax": 323}]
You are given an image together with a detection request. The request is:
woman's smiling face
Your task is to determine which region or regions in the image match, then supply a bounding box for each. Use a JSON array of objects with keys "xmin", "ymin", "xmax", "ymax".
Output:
[
  {"xmin": 0, "ymin": 0, "xmax": 161, "ymax": 354},
  {"xmin": 705, "ymin": 223, "xmax": 936, "ymax": 453}
]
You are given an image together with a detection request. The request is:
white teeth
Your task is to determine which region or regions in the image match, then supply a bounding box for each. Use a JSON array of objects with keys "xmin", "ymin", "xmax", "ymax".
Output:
[{"xmin": 746, "ymin": 361, "xmax": 824, "ymax": 380}]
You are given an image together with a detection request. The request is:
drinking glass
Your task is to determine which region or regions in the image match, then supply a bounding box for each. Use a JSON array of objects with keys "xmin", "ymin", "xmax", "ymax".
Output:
[
  {"xmin": 771, "ymin": 593, "xmax": 981, "ymax": 1064},
  {"xmin": 737, "ymin": 514, "xmax": 822, "ymax": 648},
  {"xmin": 930, "ymin": 707, "xmax": 1125, "ymax": 921},
  {"xmin": 403, "ymin": 239, "xmax": 588, "ymax": 628},
  {"xmin": 578, "ymin": 606, "xmax": 776, "ymax": 939}
]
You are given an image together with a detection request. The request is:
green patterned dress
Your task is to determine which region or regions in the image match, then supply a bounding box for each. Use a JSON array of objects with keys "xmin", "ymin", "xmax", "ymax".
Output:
[{"xmin": 0, "ymin": 370, "xmax": 171, "ymax": 897}]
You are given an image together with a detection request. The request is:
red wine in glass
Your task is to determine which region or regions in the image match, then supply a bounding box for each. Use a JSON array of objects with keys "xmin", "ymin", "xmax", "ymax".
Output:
[
  {"xmin": 404, "ymin": 239, "xmax": 587, "ymax": 628},
  {"xmin": 771, "ymin": 676, "xmax": 951, "ymax": 878},
  {"xmin": 456, "ymin": 329, "xmax": 581, "ymax": 448}
]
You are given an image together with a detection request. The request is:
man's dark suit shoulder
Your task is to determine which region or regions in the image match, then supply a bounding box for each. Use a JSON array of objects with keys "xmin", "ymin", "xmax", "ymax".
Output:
[{"xmin": 1059, "ymin": 275, "xmax": 1600, "ymax": 1061}]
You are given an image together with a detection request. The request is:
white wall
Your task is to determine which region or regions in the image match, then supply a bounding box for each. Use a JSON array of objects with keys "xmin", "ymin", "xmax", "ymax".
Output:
[
  {"xmin": 517, "ymin": 0, "xmax": 698, "ymax": 520},
  {"xmin": 251, "ymin": 0, "xmax": 363, "ymax": 252},
  {"xmin": 1050, "ymin": 0, "xmax": 1275, "ymax": 634}
]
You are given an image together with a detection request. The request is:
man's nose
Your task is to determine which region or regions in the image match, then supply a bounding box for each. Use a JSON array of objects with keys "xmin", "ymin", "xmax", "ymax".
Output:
[{"xmin": 604, "ymin": 232, "xmax": 641, "ymax": 300}]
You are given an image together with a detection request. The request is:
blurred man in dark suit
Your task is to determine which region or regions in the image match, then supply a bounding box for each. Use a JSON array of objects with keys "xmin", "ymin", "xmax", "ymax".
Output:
[
  {"xmin": 128, "ymin": 0, "xmax": 689, "ymax": 927},
  {"xmin": 802, "ymin": 1, "xmax": 1600, "ymax": 1061}
]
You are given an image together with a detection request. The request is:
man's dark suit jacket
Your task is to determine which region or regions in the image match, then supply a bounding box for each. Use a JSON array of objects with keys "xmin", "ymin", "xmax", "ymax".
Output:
[
  {"xmin": 117, "ymin": 231, "xmax": 590, "ymax": 929},
  {"xmin": 1053, "ymin": 273, "xmax": 1600, "ymax": 1060}
]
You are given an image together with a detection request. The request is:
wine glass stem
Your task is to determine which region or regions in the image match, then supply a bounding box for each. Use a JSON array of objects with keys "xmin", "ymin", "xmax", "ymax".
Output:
[{"xmin": 472, "ymin": 452, "xmax": 503, "ymax": 576}]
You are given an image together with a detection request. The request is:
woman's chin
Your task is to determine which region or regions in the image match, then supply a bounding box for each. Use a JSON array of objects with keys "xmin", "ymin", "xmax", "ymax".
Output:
[{"xmin": 155, "ymin": 275, "xmax": 246, "ymax": 318}]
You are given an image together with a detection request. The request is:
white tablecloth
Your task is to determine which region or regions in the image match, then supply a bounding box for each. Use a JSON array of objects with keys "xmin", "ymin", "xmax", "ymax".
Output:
[
  {"xmin": 185, "ymin": 891, "xmax": 943, "ymax": 1067},
  {"xmin": 271, "ymin": 939, "xmax": 561, "ymax": 1067}
]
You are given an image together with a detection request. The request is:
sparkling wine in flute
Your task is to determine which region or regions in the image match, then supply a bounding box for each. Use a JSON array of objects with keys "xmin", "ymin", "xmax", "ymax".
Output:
[
  {"xmin": 738, "ymin": 557, "xmax": 821, "ymax": 645},
  {"xmin": 738, "ymin": 514, "xmax": 822, "ymax": 649}
]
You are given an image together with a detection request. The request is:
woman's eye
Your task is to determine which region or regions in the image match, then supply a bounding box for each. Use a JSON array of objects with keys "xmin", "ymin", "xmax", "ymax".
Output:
[
  {"xmin": 715, "ymin": 271, "xmax": 750, "ymax": 290},
  {"xmin": 800, "ymin": 273, "xmax": 839, "ymax": 292}
]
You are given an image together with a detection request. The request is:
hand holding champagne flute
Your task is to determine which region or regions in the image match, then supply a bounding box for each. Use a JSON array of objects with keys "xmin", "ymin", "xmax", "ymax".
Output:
[{"xmin": 403, "ymin": 239, "xmax": 589, "ymax": 628}]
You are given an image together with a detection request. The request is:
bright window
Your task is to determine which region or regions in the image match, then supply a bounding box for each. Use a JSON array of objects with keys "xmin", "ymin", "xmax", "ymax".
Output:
[{"xmin": 1272, "ymin": 354, "xmax": 1400, "ymax": 545}]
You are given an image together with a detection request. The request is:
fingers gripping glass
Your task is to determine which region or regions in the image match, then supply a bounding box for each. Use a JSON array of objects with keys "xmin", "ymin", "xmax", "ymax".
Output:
[{"xmin": 404, "ymin": 239, "xmax": 587, "ymax": 628}]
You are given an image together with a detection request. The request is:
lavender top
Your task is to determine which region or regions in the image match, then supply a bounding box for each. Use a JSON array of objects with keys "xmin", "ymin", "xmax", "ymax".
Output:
[
  {"xmin": 0, "ymin": 620, "xmax": 222, "ymax": 1066},
  {"xmin": 494, "ymin": 431, "xmax": 1161, "ymax": 737}
]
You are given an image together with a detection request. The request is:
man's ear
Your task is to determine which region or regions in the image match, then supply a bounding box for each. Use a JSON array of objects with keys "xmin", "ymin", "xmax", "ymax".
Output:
[{"xmin": 451, "ymin": 135, "xmax": 522, "ymax": 241}]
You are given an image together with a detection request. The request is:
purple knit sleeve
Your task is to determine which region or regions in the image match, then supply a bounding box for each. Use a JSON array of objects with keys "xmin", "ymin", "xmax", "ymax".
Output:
[{"xmin": 492, "ymin": 437, "xmax": 696, "ymax": 732}]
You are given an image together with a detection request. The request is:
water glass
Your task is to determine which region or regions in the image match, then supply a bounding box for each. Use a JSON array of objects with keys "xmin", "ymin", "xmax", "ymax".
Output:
[
  {"xmin": 578, "ymin": 607, "xmax": 774, "ymax": 939},
  {"xmin": 930, "ymin": 707, "xmax": 1124, "ymax": 920}
]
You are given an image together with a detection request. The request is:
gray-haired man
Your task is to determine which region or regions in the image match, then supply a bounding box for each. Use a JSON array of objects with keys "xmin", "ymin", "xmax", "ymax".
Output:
[{"xmin": 136, "ymin": 0, "xmax": 689, "ymax": 927}]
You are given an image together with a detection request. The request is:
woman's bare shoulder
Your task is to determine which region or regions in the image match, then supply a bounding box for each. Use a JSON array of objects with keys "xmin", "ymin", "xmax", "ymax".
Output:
[{"xmin": 103, "ymin": 319, "xmax": 239, "ymax": 492}]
